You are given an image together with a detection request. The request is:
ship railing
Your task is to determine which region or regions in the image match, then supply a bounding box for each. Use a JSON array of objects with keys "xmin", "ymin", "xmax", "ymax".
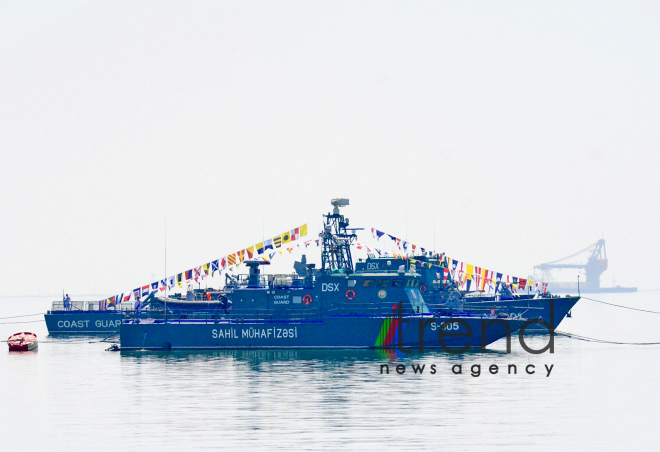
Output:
[
  {"xmin": 123, "ymin": 306, "xmax": 326, "ymax": 324},
  {"xmin": 50, "ymin": 300, "xmax": 121, "ymax": 312},
  {"xmin": 50, "ymin": 301, "xmax": 88, "ymax": 312},
  {"xmin": 224, "ymin": 273, "xmax": 312, "ymax": 289},
  {"xmin": 322, "ymin": 305, "xmax": 411, "ymax": 317},
  {"xmin": 322, "ymin": 303, "xmax": 519, "ymax": 319},
  {"xmin": 120, "ymin": 306, "xmax": 525, "ymax": 323},
  {"xmin": 49, "ymin": 300, "xmax": 147, "ymax": 313},
  {"xmin": 123, "ymin": 302, "xmax": 440, "ymax": 323},
  {"xmin": 424, "ymin": 300, "xmax": 544, "ymax": 317},
  {"xmin": 323, "ymin": 302, "xmax": 440, "ymax": 318}
]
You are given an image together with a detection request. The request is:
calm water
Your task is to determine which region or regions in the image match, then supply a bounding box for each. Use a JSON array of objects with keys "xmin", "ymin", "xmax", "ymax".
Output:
[{"xmin": 2, "ymin": 292, "xmax": 659, "ymax": 451}]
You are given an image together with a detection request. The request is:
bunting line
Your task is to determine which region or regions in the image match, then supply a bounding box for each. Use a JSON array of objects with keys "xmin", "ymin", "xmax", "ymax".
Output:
[{"xmin": 97, "ymin": 223, "xmax": 309, "ymax": 304}]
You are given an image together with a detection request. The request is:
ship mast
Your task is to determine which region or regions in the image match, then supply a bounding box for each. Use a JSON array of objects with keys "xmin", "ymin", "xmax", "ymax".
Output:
[{"xmin": 320, "ymin": 198, "xmax": 357, "ymax": 274}]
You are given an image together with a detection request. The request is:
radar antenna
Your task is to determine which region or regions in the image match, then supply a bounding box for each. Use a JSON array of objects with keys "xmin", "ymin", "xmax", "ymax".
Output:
[{"xmin": 321, "ymin": 198, "xmax": 357, "ymax": 273}]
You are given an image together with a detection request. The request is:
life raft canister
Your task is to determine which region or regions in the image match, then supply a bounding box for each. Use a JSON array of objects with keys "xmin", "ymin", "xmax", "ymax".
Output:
[
  {"xmin": 302, "ymin": 294, "xmax": 313, "ymax": 305},
  {"xmin": 346, "ymin": 289, "xmax": 356, "ymax": 300},
  {"xmin": 420, "ymin": 283, "xmax": 428, "ymax": 293}
]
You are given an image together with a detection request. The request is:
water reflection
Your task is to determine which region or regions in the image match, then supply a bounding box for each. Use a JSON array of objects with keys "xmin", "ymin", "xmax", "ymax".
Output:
[
  {"xmin": 118, "ymin": 346, "xmax": 517, "ymax": 370},
  {"xmin": 3, "ymin": 295, "xmax": 660, "ymax": 450}
]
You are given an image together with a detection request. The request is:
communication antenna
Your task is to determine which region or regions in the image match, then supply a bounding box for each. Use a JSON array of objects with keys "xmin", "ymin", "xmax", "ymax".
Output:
[
  {"xmin": 577, "ymin": 275, "xmax": 580, "ymax": 297},
  {"xmin": 164, "ymin": 212, "xmax": 168, "ymax": 322},
  {"xmin": 164, "ymin": 212, "xmax": 167, "ymax": 297},
  {"xmin": 433, "ymin": 213, "xmax": 436, "ymax": 253},
  {"xmin": 405, "ymin": 202, "xmax": 408, "ymax": 242},
  {"xmin": 321, "ymin": 198, "xmax": 357, "ymax": 273}
]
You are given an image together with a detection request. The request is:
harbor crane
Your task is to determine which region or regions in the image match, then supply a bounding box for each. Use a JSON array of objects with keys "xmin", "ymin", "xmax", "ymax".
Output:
[{"xmin": 534, "ymin": 239, "xmax": 608, "ymax": 291}]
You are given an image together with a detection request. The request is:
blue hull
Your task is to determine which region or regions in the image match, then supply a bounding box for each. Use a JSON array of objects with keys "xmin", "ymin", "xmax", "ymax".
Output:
[
  {"xmin": 355, "ymin": 256, "xmax": 580, "ymax": 334},
  {"xmin": 461, "ymin": 296, "xmax": 579, "ymax": 332},
  {"xmin": 120, "ymin": 316, "xmax": 525, "ymax": 351},
  {"xmin": 45, "ymin": 312, "xmax": 122, "ymax": 334}
]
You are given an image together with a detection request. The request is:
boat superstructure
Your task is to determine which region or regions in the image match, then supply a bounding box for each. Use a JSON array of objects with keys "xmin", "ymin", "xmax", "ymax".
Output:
[
  {"xmin": 120, "ymin": 199, "xmax": 528, "ymax": 351},
  {"xmin": 355, "ymin": 254, "xmax": 580, "ymax": 332}
]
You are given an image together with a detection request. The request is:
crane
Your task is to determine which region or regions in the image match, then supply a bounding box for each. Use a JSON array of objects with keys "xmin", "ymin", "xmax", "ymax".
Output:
[{"xmin": 534, "ymin": 239, "xmax": 608, "ymax": 291}]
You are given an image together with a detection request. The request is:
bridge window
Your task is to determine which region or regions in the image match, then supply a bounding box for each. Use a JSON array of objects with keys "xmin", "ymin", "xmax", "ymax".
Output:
[
  {"xmin": 362, "ymin": 279, "xmax": 375, "ymax": 288},
  {"xmin": 377, "ymin": 279, "xmax": 390, "ymax": 287},
  {"xmin": 406, "ymin": 277, "xmax": 421, "ymax": 288},
  {"xmin": 392, "ymin": 279, "xmax": 404, "ymax": 287},
  {"xmin": 347, "ymin": 280, "xmax": 356, "ymax": 288}
]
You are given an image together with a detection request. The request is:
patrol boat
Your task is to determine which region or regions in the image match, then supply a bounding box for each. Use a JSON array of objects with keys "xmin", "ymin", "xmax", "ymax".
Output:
[
  {"xmin": 44, "ymin": 289, "xmax": 219, "ymax": 334},
  {"xmin": 120, "ymin": 199, "xmax": 527, "ymax": 351},
  {"xmin": 355, "ymin": 254, "xmax": 580, "ymax": 333}
]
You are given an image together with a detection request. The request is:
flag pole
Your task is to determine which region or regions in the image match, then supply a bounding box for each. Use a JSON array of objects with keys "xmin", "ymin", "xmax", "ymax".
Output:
[{"xmin": 165, "ymin": 212, "xmax": 167, "ymax": 297}]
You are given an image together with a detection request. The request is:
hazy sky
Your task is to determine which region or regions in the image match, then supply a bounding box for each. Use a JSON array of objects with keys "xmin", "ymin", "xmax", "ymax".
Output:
[{"xmin": 1, "ymin": 1, "xmax": 658, "ymax": 297}]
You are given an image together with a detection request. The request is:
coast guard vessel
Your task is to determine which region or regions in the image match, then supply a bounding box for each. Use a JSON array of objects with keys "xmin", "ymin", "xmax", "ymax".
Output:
[
  {"xmin": 44, "ymin": 290, "xmax": 222, "ymax": 334},
  {"xmin": 120, "ymin": 199, "xmax": 528, "ymax": 351},
  {"xmin": 45, "ymin": 300, "xmax": 124, "ymax": 333},
  {"xmin": 355, "ymin": 254, "xmax": 579, "ymax": 333}
]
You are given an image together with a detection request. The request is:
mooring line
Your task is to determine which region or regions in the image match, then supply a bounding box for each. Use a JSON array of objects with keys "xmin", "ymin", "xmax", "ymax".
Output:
[
  {"xmin": 94, "ymin": 331, "xmax": 120, "ymax": 343},
  {"xmin": 0, "ymin": 319, "xmax": 45, "ymax": 325},
  {"xmin": 556, "ymin": 330, "xmax": 660, "ymax": 345},
  {"xmin": 0, "ymin": 312, "xmax": 46, "ymax": 320},
  {"xmin": 582, "ymin": 297, "xmax": 660, "ymax": 315}
]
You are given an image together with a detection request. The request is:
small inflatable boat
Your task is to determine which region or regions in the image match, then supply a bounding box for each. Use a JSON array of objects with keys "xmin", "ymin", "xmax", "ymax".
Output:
[{"xmin": 7, "ymin": 332, "xmax": 38, "ymax": 351}]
